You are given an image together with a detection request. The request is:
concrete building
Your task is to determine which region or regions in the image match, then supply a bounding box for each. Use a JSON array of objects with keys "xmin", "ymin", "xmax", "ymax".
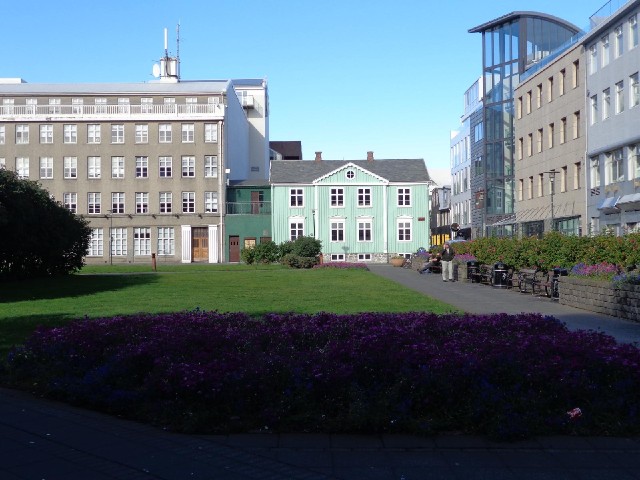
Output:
[
  {"xmin": 469, "ymin": 12, "xmax": 581, "ymax": 237},
  {"xmin": 429, "ymin": 185, "xmax": 452, "ymax": 247},
  {"xmin": 0, "ymin": 47, "xmax": 269, "ymax": 264},
  {"xmin": 584, "ymin": 0, "xmax": 640, "ymax": 235}
]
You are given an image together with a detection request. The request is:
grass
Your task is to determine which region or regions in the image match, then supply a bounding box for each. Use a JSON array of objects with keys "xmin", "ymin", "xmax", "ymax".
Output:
[{"xmin": 0, "ymin": 264, "xmax": 457, "ymax": 358}]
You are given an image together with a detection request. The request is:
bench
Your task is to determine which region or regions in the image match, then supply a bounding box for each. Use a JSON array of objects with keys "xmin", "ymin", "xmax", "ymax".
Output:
[
  {"xmin": 515, "ymin": 268, "xmax": 554, "ymax": 297},
  {"xmin": 475, "ymin": 264, "xmax": 493, "ymax": 285}
]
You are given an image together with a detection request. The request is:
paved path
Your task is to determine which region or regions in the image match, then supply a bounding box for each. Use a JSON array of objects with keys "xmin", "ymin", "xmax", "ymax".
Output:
[{"xmin": 2, "ymin": 265, "xmax": 640, "ymax": 479}]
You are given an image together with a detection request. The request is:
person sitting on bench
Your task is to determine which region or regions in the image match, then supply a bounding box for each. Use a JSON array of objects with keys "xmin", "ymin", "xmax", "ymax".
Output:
[{"xmin": 418, "ymin": 254, "xmax": 440, "ymax": 274}]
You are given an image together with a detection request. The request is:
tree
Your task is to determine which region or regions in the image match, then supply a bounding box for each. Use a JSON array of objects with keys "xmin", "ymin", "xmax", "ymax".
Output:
[{"xmin": 0, "ymin": 169, "xmax": 91, "ymax": 280}]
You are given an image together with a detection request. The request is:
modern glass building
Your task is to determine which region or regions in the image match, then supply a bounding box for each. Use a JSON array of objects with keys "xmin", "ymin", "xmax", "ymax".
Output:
[{"xmin": 469, "ymin": 12, "xmax": 580, "ymax": 237}]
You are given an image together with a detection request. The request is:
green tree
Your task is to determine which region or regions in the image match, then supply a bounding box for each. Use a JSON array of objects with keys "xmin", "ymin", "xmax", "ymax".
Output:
[{"xmin": 0, "ymin": 169, "xmax": 91, "ymax": 280}]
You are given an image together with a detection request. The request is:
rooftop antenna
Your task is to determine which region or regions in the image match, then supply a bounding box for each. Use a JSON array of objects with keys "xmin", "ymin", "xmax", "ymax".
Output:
[
  {"xmin": 152, "ymin": 26, "xmax": 180, "ymax": 82},
  {"xmin": 176, "ymin": 22, "xmax": 181, "ymax": 80}
]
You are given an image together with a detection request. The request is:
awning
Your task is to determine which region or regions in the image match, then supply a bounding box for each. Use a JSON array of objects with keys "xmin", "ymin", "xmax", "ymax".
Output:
[
  {"xmin": 597, "ymin": 196, "xmax": 620, "ymax": 212},
  {"xmin": 615, "ymin": 193, "xmax": 640, "ymax": 209},
  {"xmin": 487, "ymin": 214, "xmax": 517, "ymax": 227}
]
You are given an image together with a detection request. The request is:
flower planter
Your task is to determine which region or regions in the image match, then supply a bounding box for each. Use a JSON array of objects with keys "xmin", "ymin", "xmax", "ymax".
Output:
[
  {"xmin": 558, "ymin": 277, "xmax": 640, "ymax": 322},
  {"xmin": 390, "ymin": 258, "xmax": 404, "ymax": 267}
]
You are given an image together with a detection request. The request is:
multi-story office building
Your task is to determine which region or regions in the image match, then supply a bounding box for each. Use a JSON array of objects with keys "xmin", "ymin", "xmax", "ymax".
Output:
[
  {"xmin": 584, "ymin": 0, "xmax": 640, "ymax": 235},
  {"xmin": 450, "ymin": 78, "xmax": 482, "ymax": 240},
  {"xmin": 0, "ymin": 54, "xmax": 269, "ymax": 264},
  {"xmin": 429, "ymin": 185, "xmax": 452, "ymax": 247},
  {"xmin": 514, "ymin": 40, "xmax": 586, "ymax": 237},
  {"xmin": 469, "ymin": 12, "xmax": 581, "ymax": 237}
]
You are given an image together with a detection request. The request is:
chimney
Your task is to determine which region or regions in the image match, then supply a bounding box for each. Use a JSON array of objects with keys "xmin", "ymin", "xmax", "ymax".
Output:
[
  {"xmin": 367, "ymin": 151, "xmax": 374, "ymax": 162},
  {"xmin": 315, "ymin": 151, "xmax": 322, "ymax": 162}
]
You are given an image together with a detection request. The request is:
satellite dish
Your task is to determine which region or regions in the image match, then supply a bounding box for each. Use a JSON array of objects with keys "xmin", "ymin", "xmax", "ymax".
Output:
[{"xmin": 152, "ymin": 63, "xmax": 161, "ymax": 78}]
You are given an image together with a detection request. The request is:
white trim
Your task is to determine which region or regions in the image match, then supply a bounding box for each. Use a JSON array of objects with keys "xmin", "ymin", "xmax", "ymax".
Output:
[
  {"xmin": 181, "ymin": 224, "xmax": 192, "ymax": 263},
  {"xmin": 208, "ymin": 225, "xmax": 219, "ymax": 263}
]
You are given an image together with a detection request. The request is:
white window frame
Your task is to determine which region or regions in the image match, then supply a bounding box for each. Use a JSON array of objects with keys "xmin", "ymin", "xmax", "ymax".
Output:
[
  {"xmin": 603, "ymin": 88, "xmax": 611, "ymax": 119},
  {"xmin": 40, "ymin": 157, "xmax": 53, "ymax": 179},
  {"xmin": 88, "ymin": 156, "xmax": 101, "ymax": 179},
  {"xmin": 630, "ymin": 14, "xmax": 638, "ymax": 49},
  {"xmin": 159, "ymin": 124, "xmax": 172, "ymax": 143},
  {"xmin": 87, "ymin": 124, "xmax": 101, "ymax": 144},
  {"xmin": 40, "ymin": 124, "xmax": 53, "ymax": 144},
  {"xmin": 16, "ymin": 124, "xmax": 29, "ymax": 144},
  {"xmin": 397, "ymin": 187, "xmax": 411, "ymax": 206},
  {"xmin": 615, "ymin": 25, "xmax": 624, "ymax": 58},
  {"xmin": 182, "ymin": 191, "xmax": 195, "ymax": 213},
  {"xmin": 204, "ymin": 123, "xmax": 218, "ymax": 142},
  {"xmin": 397, "ymin": 217, "xmax": 412, "ymax": 242},
  {"xmin": 357, "ymin": 218, "xmax": 373, "ymax": 242},
  {"xmin": 181, "ymin": 123, "xmax": 195, "ymax": 143},
  {"xmin": 158, "ymin": 227, "xmax": 175, "ymax": 255},
  {"xmin": 111, "ymin": 124, "xmax": 124, "ymax": 144},
  {"xmin": 0, "ymin": 125, "xmax": 5, "ymax": 144},
  {"xmin": 63, "ymin": 156, "xmax": 77, "ymax": 179},
  {"xmin": 204, "ymin": 191, "xmax": 218, "ymax": 213},
  {"xmin": 290, "ymin": 188, "xmax": 304, "ymax": 207},
  {"xmin": 204, "ymin": 156, "xmax": 218, "ymax": 178},
  {"xmin": 88, "ymin": 192, "xmax": 101, "ymax": 214},
  {"xmin": 590, "ymin": 157, "xmax": 601, "ymax": 187},
  {"xmin": 289, "ymin": 216, "xmax": 304, "ymax": 241},
  {"xmin": 135, "ymin": 192, "xmax": 149, "ymax": 214},
  {"xmin": 615, "ymin": 81, "xmax": 625, "ymax": 114},
  {"xmin": 589, "ymin": 44, "xmax": 598, "ymax": 75},
  {"xmin": 88, "ymin": 228, "xmax": 103, "ymax": 257},
  {"xmin": 134, "ymin": 228, "xmax": 151, "ymax": 256},
  {"xmin": 111, "ymin": 192, "xmax": 125, "ymax": 214},
  {"xmin": 358, "ymin": 187, "xmax": 371, "ymax": 207},
  {"xmin": 111, "ymin": 156, "xmax": 124, "ymax": 179},
  {"xmin": 63, "ymin": 124, "xmax": 77, "ymax": 144},
  {"xmin": 16, "ymin": 157, "xmax": 29, "ymax": 178},
  {"xmin": 330, "ymin": 218, "xmax": 345, "ymax": 242},
  {"xmin": 159, "ymin": 156, "xmax": 172, "ymax": 178},
  {"xmin": 111, "ymin": 227, "xmax": 127, "ymax": 256},
  {"xmin": 159, "ymin": 192, "xmax": 172, "ymax": 213},
  {"xmin": 135, "ymin": 156, "xmax": 148, "ymax": 178},
  {"xmin": 135, "ymin": 124, "xmax": 148, "ymax": 144},
  {"xmin": 181, "ymin": 156, "xmax": 195, "ymax": 177},
  {"xmin": 601, "ymin": 35, "xmax": 610, "ymax": 67},
  {"xmin": 63, "ymin": 192, "xmax": 77, "ymax": 213},
  {"xmin": 330, "ymin": 188, "xmax": 344, "ymax": 207},
  {"xmin": 630, "ymin": 72, "xmax": 639, "ymax": 108}
]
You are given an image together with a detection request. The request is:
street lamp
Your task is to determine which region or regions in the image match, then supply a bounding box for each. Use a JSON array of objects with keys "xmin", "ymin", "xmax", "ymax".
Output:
[{"xmin": 545, "ymin": 169, "xmax": 557, "ymax": 232}]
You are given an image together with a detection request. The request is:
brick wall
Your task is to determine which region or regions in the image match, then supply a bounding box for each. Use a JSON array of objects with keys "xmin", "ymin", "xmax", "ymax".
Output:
[{"xmin": 558, "ymin": 277, "xmax": 640, "ymax": 322}]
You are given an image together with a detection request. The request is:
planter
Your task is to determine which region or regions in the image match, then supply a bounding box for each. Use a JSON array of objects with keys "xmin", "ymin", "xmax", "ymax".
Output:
[
  {"xmin": 558, "ymin": 277, "xmax": 640, "ymax": 322},
  {"xmin": 390, "ymin": 257, "xmax": 405, "ymax": 267}
]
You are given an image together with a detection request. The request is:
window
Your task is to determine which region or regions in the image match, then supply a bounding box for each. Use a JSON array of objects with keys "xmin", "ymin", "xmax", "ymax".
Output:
[
  {"xmin": 589, "ymin": 44, "xmax": 597, "ymax": 74},
  {"xmin": 197, "ymin": 156, "xmax": 214, "ymax": 180},
  {"xmin": 609, "ymin": 149, "xmax": 624, "ymax": 183},
  {"xmin": 117, "ymin": 98, "xmax": 130, "ymax": 113},
  {"xmin": 48, "ymin": 98, "xmax": 61, "ymax": 114},
  {"xmin": 141, "ymin": 97, "xmax": 153, "ymax": 113},
  {"xmin": 111, "ymin": 157, "xmax": 124, "ymax": 178},
  {"xmin": 181, "ymin": 124, "xmax": 195, "ymax": 143},
  {"xmin": 87, "ymin": 124, "xmax": 101, "ymax": 144},
  {"xmin": 615, "ymin": 81, "xmax": 625, "ymax": 114},
  {"xmin": 40, "ymin": 157, "xmax": 53, "ymax": 179},
  {"xmin": 204, "ymin": 123, "xmax": 218, "ymax": 143},
  {"xmin": 135, "ymin": 192, "xmax": 149, "ymax": 213},
  {"xmin": 63, "ymin": 192, "xmax": 77, "ymax": 213},
  {"xmin": 40, "ymin": 125, "xmax": 53, "ymax": 144},
  {"xmin": 331, "ymin": 219, "xmax": 345, "ymax": 242},
  {"xmin": 358, "ymin": 188, "xmax": 371, "ymax": 207},
  {"xmin": 358, "ymin": 219, "xmax": 372, "ymax": 242},
  {"xmin": 88, "ymin": 156, "xmax": 101, "ymax": 179},
  {"xmin": 72, "ymin": 98, "xmax": 83, "ymax": 114},
  {"xmin": 346, "ymin": 169, "xmax": 355, "ymax": 179},
  {"xmin": 633, "ymin": 145, "xmax": 640, "ymax": 178},
  {"xmin": 331, "ymin": 188, "xmax": 344, "ymax": 207},
  {"xmin": 63, "ymin": 157, "xmax": 77, "ymax": 179},
  {"xmin": 560, "ymin": 117, "xmax": 567, "ymax": 144},
  {"xmin": 528, "ymin": 176, "xmax": 533, "ymax": 199},
  {"xmin": 289, "ymin": 219, "xmax": 304, "ymax": 241},
  {"xmin": 560, "ymin": 166, "xmax": 568, "ymax": 193},
  {"xmin": 290, "ymin": 188, "xmax": 303, "ymax": 207},
  {"xmin": 397, "ymin": 219, "xmax": 412, "ymax": 241},
  {"xmin": 573, "ymin": 111, "xmax": 580, "ymax": 139},
  {"xmin": 181, "ymin": 156, "xmax": 195, "ymax": 177},
  {"xmin": 527, "ymin": 133, "xmax": 533, "ymax": 156},
  {"xmin": 182, "ymin": 192, "xmax": 195, "ymax": 213},
  {"xmin": 526, "ymin": 90, "xmax": 532, "ymax": 113},
  {"xmin": 16, "ymin": 157, "xmax": 29, "ymax": 178},
  {"xmin": 88, "ymin": 228, "xmax": 103, "ymax": 257},
  {"xmin": 615, "ymin": 25, "xmax": 624, "ymax": 58},
  {"xmin": 134, "ymin": 228, "xmax": 151, "ymax": 256},
  {"xmin": 518, "ymin": 179, "xmax": 523, "ymax": 201},
  {"xmin": 590, "ymin": 95, "xmax": 598, "ymax": 124},
  {"xmin": 111, "ymin": 228, "xmax": 127, "ymax": 257},
  {"xmin": 204, "ymin": 191, "xmax": 218, "ymax": 213},
  {"xmin": 0, "ymin": 125, "xmax": 4, "ymax": 144},
  {"xmin": 517, "ymin": 137, "xmax": 524, "ymax": 160},
  {"xmin": 601, "ymin": 35, "xmax": 610, "ymax": 67},
  {"xmin": 159, "ymin": 124, "xmax": 172, "ymax": 143},
  {"xmin": 574, "ymin": 161, "xmax": 582, "ymax": 190},
  {"xmin": 157, "ymin": 156, "xmax": 172, "ymax": 178},
  {"xmin": 135, "ymin": 124, "xmax": 148, "ymax": 143},
  {"xmin": 111, "ymin": 192, "xmax": 125, "ymax": 214},
  {"xmin": 88, "ymin": 192, "xmax": 101, "ymax": 214},
  {"xmin": 548, "ymin": 123, "xmax": 554, "ymax": 148},
  {"xmin": 185, "ymin": 97, "xmax": 197, "ymax": 112},
  {"xmin": 110, "ymin": 124, "xmax": 124, "ymax": 144},
  {"xmin": 135, "ymin": 156, "xmax": 148, "ymax": 178},
  {"xmin": 358, "ymin": 254, "xmax": 371, "ymax": 262},
  {"xmin": 95, "ymin": 97, "xmax": 107, "ymax": 113},
  {"xmin": 630, "ymin": 14, "xmax": 638, "ymax": 49},
  {"xmin": 163, "ymin": 97, "xmax": 176, "ymax": 112},
  {"xmin": 630, "ymin": 73, "xmax": 639, "ymax": 108},
  {"xmin": 559, "ymin": 69, "xmax": 566, "ymax": 96},
  {"xmin": 158, "ymin": 227, "xmax": 175, "ymax": 255},
  {"xmin": 538, "ymin": 174, "xmax": 544, "ymax": 197},
  {"xmin": 16, "ymin": 124, "xmax": 29, "ymax": 144},
  {"xmin": 63, "ymin": 124, "xmax": 77, "ymax": 144},
  {"xmin": 3, "ymin": 98, "xmax": 14, "ymax": 114},
  {"xmin": 590, "ymin": 156, "xmax": 601, "ymax": 187},
  {"xmin": 536, "ymin": 128, "xmax": 543, "ymax": 153},
  {"xmin": 517, "ymin": 97, "xmax": 523, "ymax": 118},
  {"xmin": 572, "ymin": 60, "xmax": 580, "ymax": 87},
  {"xmin": 536, "ymin": 84, "xmax": 542, "ymax": 107},
  {"xmin": 603, "ymin": 88, "xmax": 611, "ymax": 119},
  {"xmin": 1, "ymin": 158, "xmax": 6, "ymax": 169},
  {"xmin": 547, "ymin": 76, "xmax": 554, "ymax": 102},
  {"xmin": 397, "ymin": 188, "xmax": 411, "ymax": 206},
  {"xmin": 159, "ymin": 192, "xmax": 172, "ymax": 213},
  {"xmin": 474, "ymin": 122, "xmax": 483, "ymax": 141},
  {"xmin": 330, "ymin": 254, "xmax": 345, "ymax": 262}
]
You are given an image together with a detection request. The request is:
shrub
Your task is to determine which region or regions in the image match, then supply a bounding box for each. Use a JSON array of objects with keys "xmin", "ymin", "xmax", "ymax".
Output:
[
  {"xmin": 291, "ymin": 236, "xmax": 322, "ymax": 257},
  {"xmin": 252, "ymin": 241, "xmax": 280, "ymax": 263},
  {"xmin": 240, "ymin": 246, "xmax": 256, "ymax": 265},
  {"xmin": 314, "ymin": 262, "xmax": 369, "ymax": 270}
]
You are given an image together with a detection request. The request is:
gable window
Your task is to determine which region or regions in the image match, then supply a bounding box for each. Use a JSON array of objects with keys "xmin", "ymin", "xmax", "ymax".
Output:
[
  {"xmin": 358, "ymin": 218, "xmax": 372, "ymax": 242},
  {"xmin": 345, "ymin": 169, "xmax": 355, "ymax": 179},
  {"xmin": 331, "ymin": 188, "xmax": 344, "ymax": 207},
  {"xmin": 397, "ymin": 218, "xmax": 412, "ymax": 241},
  {"xmin": 331, "ymin": 219, "xmax": 345, "ymax": 242},
  {"xmin": 289, "ymin": 217, "xmax": 304, "ymax": 241},
  {"xmin": 397, "ymin": 187, "xmax": 411, "ymax": 206},
  {"xmin": 290, "ymin": 188, "xmax": 303, "ymax": 207},
  {"xmin": 358, "ymin": 187, "xmax": 371, "ymax": 207}
]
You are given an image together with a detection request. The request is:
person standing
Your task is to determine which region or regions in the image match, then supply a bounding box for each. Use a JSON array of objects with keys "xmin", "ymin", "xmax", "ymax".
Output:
[{"xmin": 440, "ymin": 242, "xmax": 455, "ymax": 282}]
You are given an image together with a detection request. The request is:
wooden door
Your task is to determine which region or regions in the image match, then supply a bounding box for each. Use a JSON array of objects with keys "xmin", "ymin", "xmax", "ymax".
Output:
[
  {"xmin": 192, "ymin": 227, "xmax": 208, "ymax": 262},
  {"xmin": 251, "ymin": 191, "xmax": 260, "ymax": 214},
  {"xmin": 229, "ymin": 235, "xmax": 240, "ymax": 262}
]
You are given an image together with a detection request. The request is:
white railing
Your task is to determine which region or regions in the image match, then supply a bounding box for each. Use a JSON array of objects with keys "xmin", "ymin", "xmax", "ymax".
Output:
[{"xmin": 0, "ymin": 103, "xmax": 225, "ymax": 118}]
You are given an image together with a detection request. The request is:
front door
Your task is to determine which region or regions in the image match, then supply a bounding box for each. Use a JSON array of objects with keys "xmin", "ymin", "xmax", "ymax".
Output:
[
  {"xmin": 251, "ymin": 191, "xmax": 261, "ymax": 214},
  {"xmin": 192, "ymin": 227, "xmax": 208, "ymax": 262},
  {"xmin": 229, "ymin": 235, "xmax": 240, "ymax": 262}
]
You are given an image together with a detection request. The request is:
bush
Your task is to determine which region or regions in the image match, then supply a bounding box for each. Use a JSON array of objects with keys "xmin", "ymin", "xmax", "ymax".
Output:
[
  {"xmin": 281, "ymin": 254, "xmax": 318, "ymax": 269},
  {"xmin": 291, "ymin": 236, "xmax": 322, "ymax": 257}
]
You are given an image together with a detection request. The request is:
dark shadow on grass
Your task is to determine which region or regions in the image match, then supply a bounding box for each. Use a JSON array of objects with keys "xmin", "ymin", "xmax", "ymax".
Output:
[
  {"xmin": 0, "ymin": 314, "xmax": 74, "ymax": 363},
  {"xmin": 0, "ymin": 274, "xmax": 159, "ymax": 303}
]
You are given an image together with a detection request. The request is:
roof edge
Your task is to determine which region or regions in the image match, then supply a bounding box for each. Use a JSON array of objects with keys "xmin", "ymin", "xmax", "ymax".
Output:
[{"xmin": 469, "ymin": 11, "xmax": 580, "ymax": 34}]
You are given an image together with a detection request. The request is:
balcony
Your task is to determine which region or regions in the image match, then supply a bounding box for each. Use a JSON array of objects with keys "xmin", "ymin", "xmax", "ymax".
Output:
[
  {"xmin": 0, "ymin": 102, "xmax": 225, "ymax": 120},
  {"xmin": 226, "ymin": 201, "xmax": 271, "ymax": 215}
]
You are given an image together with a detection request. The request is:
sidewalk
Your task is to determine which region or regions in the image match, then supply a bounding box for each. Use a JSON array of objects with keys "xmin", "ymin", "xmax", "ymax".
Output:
[{"xmin": 1, "ymin": 266, "xmax": 640, "ymax": 480}]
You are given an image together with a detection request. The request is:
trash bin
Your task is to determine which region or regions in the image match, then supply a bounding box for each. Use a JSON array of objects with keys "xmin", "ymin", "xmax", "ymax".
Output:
[
  {"xmin": 467, "ymin": 261, "xmax": 479, "ymax": 283},
  {"xmin": 492, "ymin": 262, "xmax": 509, "ymax": 288},
  {"xmin": 550, "ymin": 267, "xmax": 568, "ymax": 298}
]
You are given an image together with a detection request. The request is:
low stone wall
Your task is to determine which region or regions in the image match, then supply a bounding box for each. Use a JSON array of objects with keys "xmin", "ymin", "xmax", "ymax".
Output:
[{"xmin": 558, "ymin": 277, "xmax": 640, "ymax": 321}]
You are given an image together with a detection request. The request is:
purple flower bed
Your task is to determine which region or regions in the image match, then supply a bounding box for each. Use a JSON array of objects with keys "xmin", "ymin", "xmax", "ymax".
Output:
[
  {"xmin": 4, "ymin": 311, "xmax": 640, "ymax": 439},
  {"xmin": 313, "ymin": 262, "xmax": 369, "ymax": 270}
]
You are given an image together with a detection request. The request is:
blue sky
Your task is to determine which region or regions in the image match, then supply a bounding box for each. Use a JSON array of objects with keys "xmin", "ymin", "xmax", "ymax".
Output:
[{"xmin": 3, "ymin": 0, "xmax": 611, "ymax": 185}]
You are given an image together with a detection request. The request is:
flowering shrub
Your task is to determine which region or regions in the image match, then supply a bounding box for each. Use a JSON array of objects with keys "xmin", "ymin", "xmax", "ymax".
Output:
[
  {"xmin": 453, "ymin": 253, "xmax": 477, "ymax": 265},
  {"xmin": 570, "ymin": 262, "xmax": 620, "ymax": 280},
  {"xmin": 612, "ymin": 272, "xmax": 640, "ymax": 288},
  {"xmin": 5, "ymin": 311, "xmax": 640, "ymax": 440},
  {"xmin": 314, "ymin": 262, "xmax": 369, "ymax": 270}
]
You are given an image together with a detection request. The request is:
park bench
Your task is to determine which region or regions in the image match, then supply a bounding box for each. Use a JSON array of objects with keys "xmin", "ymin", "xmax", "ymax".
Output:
[
  {"xmin": 476, "ymin": 264, "xmax": 493, "ymax": 285},
  {"xmin": 515, "ymin": 268, "xmax": 554, "ymax": 297}
]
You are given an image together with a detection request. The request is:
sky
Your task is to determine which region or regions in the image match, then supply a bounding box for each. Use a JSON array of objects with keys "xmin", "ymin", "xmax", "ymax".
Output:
[{"xmin": 2, "ymin": 0, "xmax": 613, "ymax": 186}]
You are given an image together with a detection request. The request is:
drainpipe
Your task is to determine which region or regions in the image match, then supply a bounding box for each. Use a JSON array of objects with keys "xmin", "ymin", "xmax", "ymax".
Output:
[{"xmin": 219, "ymin": 119, "xmax": 224, "ymax": 262}]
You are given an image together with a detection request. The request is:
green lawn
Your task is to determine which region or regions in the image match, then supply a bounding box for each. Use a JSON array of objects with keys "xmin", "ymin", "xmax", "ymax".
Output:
[{"xmin": 0, "ymin": 264, "xmax": 457, "ymax": 357}]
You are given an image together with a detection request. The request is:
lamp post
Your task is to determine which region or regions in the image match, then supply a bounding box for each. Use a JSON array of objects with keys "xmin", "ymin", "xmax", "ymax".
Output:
[
  {"xmin": 545, "ymin": 169, "xmax": 557, "ymax": 232},
  {"xmin": 107, "ymin": 209, "xmax": 113, "ymax": 265}
]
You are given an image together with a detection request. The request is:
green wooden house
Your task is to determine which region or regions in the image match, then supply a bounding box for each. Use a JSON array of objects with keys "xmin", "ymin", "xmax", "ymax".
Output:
[{"xmin": 270, "ymin": 156, "xmax": 432, "ymax": 262}]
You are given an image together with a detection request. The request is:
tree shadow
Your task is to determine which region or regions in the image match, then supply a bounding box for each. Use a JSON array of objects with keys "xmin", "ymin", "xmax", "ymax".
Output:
[{"xmin": 0, "ymin": 274, "xmax": 159, "ymax": 303}]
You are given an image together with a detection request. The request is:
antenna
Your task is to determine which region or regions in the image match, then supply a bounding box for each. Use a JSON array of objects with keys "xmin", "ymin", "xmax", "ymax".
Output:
[
  {"xmin": 164, "ymin": 28, "xmax": 168, "ymax": 57},
  {"xmin": 176, "ymin": 22, "xmax": 181, "ymax": 80}
]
